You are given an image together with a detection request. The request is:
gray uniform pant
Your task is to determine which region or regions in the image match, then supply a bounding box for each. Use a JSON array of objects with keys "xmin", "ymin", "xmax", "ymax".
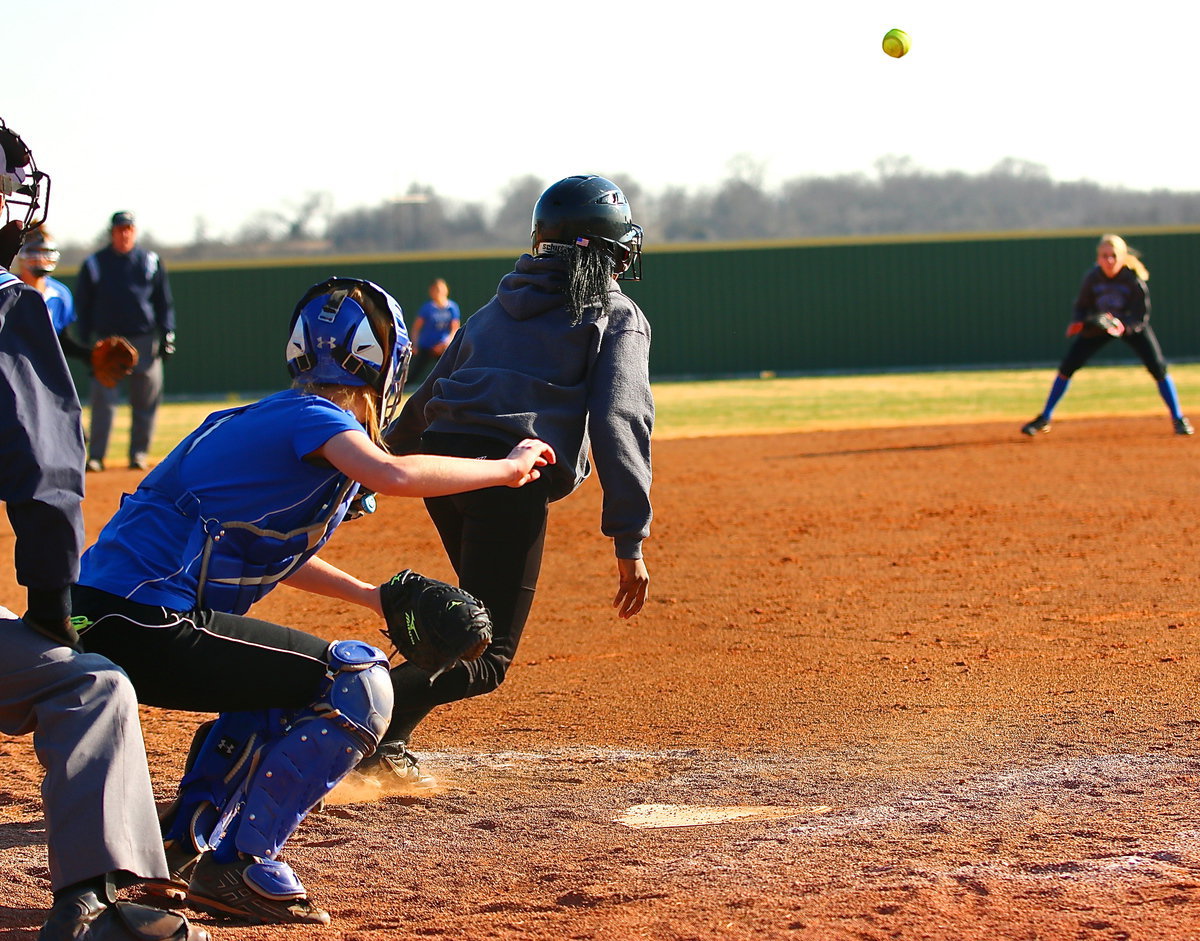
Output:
[
  {"xmin": 0, "ymin": 607, "xmax": 169, "ymax": 890},
  {"xmin": 87, "ymin": 332, "xmax": 162, "ymax": 467}
]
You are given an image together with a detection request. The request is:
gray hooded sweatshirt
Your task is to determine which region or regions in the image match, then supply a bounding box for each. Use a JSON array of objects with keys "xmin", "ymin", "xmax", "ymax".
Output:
[{"xmin": 389, "ymin": 253, "xmax": 653, "ymax": 560}]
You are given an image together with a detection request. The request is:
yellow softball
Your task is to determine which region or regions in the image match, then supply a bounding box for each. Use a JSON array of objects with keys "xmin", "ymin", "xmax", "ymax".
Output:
[{"xmin": 882, "ymin": 28, "xmax": 911, "ymax": 58}]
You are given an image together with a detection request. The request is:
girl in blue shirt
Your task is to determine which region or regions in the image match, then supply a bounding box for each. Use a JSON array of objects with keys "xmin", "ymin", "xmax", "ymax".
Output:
[{"xmin": 71, "ymin": 277, "xmax": 553, "ymax": 927}]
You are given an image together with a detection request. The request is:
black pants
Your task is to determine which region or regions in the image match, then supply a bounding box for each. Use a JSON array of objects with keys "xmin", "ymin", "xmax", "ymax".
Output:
[
  {"xmin": 1059, "ymin": 324, "xmax": 1169, "ymax": 380},
  {"xmin": 383, "ymin": 431, "xmax": 552, "ymax": 744},
  {"xmin": 72, "ymin": 585, "xmax": 330, "ymax": 714}
]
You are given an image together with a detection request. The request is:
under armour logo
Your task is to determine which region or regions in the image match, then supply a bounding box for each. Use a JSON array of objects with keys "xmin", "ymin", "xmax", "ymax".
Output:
[
  {"xmin": 215, "ymin": 736, "xmax": 239, "ymax": 757},
  {"xmin": 316, "ymin": 337, "xmax": 336, "ymax": 349}
]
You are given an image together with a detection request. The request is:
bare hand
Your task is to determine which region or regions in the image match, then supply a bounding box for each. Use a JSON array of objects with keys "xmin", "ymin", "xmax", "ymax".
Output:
[
  {"xmin": 613, "ymin": 557, "xmax": 649, "ymax": 619},
  {"xmin": 505, "ymin": 438, "xmax": 556, "ymax": 487}
]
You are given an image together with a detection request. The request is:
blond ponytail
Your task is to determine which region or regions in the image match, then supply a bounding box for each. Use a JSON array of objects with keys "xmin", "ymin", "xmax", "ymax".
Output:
[{"xmin": 1098, "ymin": 233, "xmax": 1150, "ymax": 281}]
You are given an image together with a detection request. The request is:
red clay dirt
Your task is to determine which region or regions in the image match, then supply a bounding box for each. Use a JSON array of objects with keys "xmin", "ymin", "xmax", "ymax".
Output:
[{"xmin": 4, "ymin": 415, "xmax": 1200, "ymax": 941}]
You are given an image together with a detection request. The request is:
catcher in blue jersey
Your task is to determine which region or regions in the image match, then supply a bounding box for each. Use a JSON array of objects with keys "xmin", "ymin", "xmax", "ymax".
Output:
[
  {"xmin": 71, "ymin": 277, "xmax": 554, "ymax": 926},
  {"xmin": 1022, "ymin": 233, "xmax": 1193, "ymax": 437}
]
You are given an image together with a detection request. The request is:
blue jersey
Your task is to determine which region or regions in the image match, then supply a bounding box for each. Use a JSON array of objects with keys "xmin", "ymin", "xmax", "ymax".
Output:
[
  {"xmin": 42, "ymin": 276, "xmax": 75, "ymax": 333},
  {"xmin": 415, "ymin": 299, "xmax": 460, "ymax": 348},
  {"xmin": 78, "ymin": 389, "xmax": 365, "ymax": 613}
]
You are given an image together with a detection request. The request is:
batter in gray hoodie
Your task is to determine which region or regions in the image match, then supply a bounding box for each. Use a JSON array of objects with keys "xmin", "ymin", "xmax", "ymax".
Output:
[
  {"xmin": 373, "ymin": 249, "xmax": 653, "ymax": 761},
  {"xmin": 387, "ymin": 251, "xmax": 653, "ymax": 560}
]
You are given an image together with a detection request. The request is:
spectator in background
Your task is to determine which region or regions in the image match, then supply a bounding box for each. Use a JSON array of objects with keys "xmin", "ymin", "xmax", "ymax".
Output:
[
  {"xmin": 16, "ymin": 228, "xmax": 90, "ymax": 363},
  {"xmin": 408, "ymin": 277, "xmax": 459, "ymax": 384},
  {"xmin": 75, "ymin": 211, "xmax": 176, "ymax": 471}
]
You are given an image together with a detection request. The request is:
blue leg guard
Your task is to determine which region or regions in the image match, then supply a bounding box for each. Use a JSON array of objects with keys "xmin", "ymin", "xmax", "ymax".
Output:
[
  {"xmin": 163, "ymin": 709, "xmax": 292, "ymax": 853},
  {"xmin": 219, "ymin": 640, "xmax": 393, "ymax": 861}
]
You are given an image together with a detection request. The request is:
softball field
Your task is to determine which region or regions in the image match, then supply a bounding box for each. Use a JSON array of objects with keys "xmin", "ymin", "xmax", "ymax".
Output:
[{"xmin": 3, "ymin": 412, "xmax": 1200, "ymax": 940}]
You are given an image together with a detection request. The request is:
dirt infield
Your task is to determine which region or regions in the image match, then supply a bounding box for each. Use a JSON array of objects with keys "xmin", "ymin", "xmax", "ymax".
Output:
[{"xmin": 4, "ymin": 415, "xmax": 1200, "ymax": 940}]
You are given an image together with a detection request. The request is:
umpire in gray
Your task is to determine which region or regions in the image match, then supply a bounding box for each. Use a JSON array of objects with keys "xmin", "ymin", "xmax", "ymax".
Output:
[
  {"xmin": 75, "ymin": 209, "xmax": 176, "ymax": 471},
  {"xmin": 0, "ymin": 118, "xmax": 207, "ymax": 941}
]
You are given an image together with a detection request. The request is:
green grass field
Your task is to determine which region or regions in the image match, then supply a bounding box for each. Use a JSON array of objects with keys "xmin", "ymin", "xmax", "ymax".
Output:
[{"xmin": 91, "ymin": 362, "xmax": 1200, "ymax": 460}]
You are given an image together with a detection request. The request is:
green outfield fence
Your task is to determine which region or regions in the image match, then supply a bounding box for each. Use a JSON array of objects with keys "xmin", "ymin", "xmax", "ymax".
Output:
[{"xmin": 57, "ymin": 226, "xmax": 1200, "ymax": 397}]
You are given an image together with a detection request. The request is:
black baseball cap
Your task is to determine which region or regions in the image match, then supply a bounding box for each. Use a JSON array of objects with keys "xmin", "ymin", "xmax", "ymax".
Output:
[{"xmin": 110, "ymin": 210, "xmax": 135, "ymax": 227}]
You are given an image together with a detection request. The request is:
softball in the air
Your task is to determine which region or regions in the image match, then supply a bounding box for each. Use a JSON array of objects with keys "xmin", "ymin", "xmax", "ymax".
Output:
[{"xmin": 882, "ymin": 28, "xmax": 911, "ymax": 58}]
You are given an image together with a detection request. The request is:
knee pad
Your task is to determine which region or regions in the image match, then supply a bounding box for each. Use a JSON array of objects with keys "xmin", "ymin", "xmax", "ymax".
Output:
[
  {"xmin": 226, "ymin": 641, "xmax": 393, "ymax": 861},
  {"xmin": 315, "ymin": 640, "xmax": 394, "ymax": 753}
]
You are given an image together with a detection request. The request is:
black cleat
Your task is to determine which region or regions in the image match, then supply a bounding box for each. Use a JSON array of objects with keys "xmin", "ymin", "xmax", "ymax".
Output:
[
  {"xmin": 354, "ymin": 740, "xmax": 437, "ymax": 791},
  {"xmin": 1021, "ymin": 415, "xmax": 1050, "ymax": 436},
  {"xmin": 187, "ymin": 853, "xmax": 330, "ymax": 926}
]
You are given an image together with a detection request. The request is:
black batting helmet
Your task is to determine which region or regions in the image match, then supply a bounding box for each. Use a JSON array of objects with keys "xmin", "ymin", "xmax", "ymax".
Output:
[{"xmin": 531, "ymin": 175, "xmax": 643, "ymax": 280}]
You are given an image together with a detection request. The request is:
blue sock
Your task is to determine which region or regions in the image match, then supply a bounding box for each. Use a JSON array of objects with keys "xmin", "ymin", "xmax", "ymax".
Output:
[
  {"xmin": 1041, "ymin": 375, "xmax": 1070, "ymax": 419},
  {"xmin": 1157, "ymin": 376, "xmax": 1183, "ymax": 420}
]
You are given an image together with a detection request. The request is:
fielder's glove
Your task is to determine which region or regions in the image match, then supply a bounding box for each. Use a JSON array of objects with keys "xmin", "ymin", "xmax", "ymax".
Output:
[
  {"xmin": 379, "ymin": 570, "xmax": 492, "ymax": 679},
  {"xmin": 91, "ymin": 336, "xmax": 139, "ymax": 387},
  {"xmin": 1080, "ymin": 312, "xmax": 1126, "ymax": 338}
]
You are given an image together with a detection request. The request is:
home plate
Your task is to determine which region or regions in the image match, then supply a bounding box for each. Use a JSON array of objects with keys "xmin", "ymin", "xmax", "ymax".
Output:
[{"xmin": 614, "ymin": 803, "xmax": 833, "ymax": 829}]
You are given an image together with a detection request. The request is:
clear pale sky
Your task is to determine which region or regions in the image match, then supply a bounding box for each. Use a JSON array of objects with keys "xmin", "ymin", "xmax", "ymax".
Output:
[{"xmin": 11, "ymin": 0, "xmax": 1200, "ymax": 247}]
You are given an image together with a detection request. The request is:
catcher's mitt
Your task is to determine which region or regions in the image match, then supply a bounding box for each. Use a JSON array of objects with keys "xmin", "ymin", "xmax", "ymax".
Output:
[
  {"xmin": 380, "ymin": 570, "xmax": 492, "ymax": 678},
  {"xmin": 91, "ymin": 335, "xmax": 138, "ymax": 387},
  {"xmin": 1081, "ymin": 312, "xmax": 1126, "ymax": 338}
]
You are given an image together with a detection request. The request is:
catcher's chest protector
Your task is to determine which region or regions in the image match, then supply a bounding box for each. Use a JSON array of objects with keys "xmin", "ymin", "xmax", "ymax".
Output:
[{"xmin": 156, "ymin": 405, "xmax": 359, "ymax": 615}]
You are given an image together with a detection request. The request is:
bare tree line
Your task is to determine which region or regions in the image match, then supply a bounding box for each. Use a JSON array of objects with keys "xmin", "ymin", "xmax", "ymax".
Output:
[{"xmin": 57, "ymin": 156, "xmax": 1200, "ymax": 265}]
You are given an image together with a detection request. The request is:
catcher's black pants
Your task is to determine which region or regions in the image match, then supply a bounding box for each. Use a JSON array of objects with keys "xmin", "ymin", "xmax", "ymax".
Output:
[
  {"xmin": 382, "ymin": 432, "xmax": 552, "ymax": 744},
  {"xmin": 1058, "ymin": 324, "xmax": 1168, "ymax": 380},
  {"xmin": 72, "ymin": 585, "xmax": 329, "ymax": 713}
]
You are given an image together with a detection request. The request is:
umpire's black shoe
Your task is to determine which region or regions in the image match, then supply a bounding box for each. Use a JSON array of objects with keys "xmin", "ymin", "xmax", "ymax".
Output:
[
  {"xmin": 39, "ymin": 886, "xmax": 208, "ymax": 941},
  {"xmin": 1021, "ymin": 415, "xmax": 1050, "ymax": 436},
  {"xmin": 1174, "ymin": 416, "xmax": 1194, "ymax": 436}
]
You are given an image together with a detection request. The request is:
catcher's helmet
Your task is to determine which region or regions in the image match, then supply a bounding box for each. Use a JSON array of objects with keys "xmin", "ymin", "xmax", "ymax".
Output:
[
  {"xmin": 286, "ymin": 277, "xmax": 411, "ymax": 427},
  {"xmin": 0, "ymin": 117, "xmax": 50, "ymax": 232},
  {"xmin": 17, "ymin": 228, "xmax": 60, "ymax": 275},
  {"xmin": 531, "ymin": 174, "xmax": 643, "ymax": 280}
]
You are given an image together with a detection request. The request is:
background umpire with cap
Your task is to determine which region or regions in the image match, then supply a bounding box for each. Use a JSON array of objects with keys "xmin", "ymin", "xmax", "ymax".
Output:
[{"xmin": 75, "ymin": 210, "xmax": 176, "ymax": 470}]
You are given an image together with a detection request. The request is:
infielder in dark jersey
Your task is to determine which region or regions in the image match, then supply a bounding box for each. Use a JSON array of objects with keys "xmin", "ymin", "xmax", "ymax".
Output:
[{"xmin": 1022, "ymin": 233, "xmax": 1192, "ymax": 437}]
